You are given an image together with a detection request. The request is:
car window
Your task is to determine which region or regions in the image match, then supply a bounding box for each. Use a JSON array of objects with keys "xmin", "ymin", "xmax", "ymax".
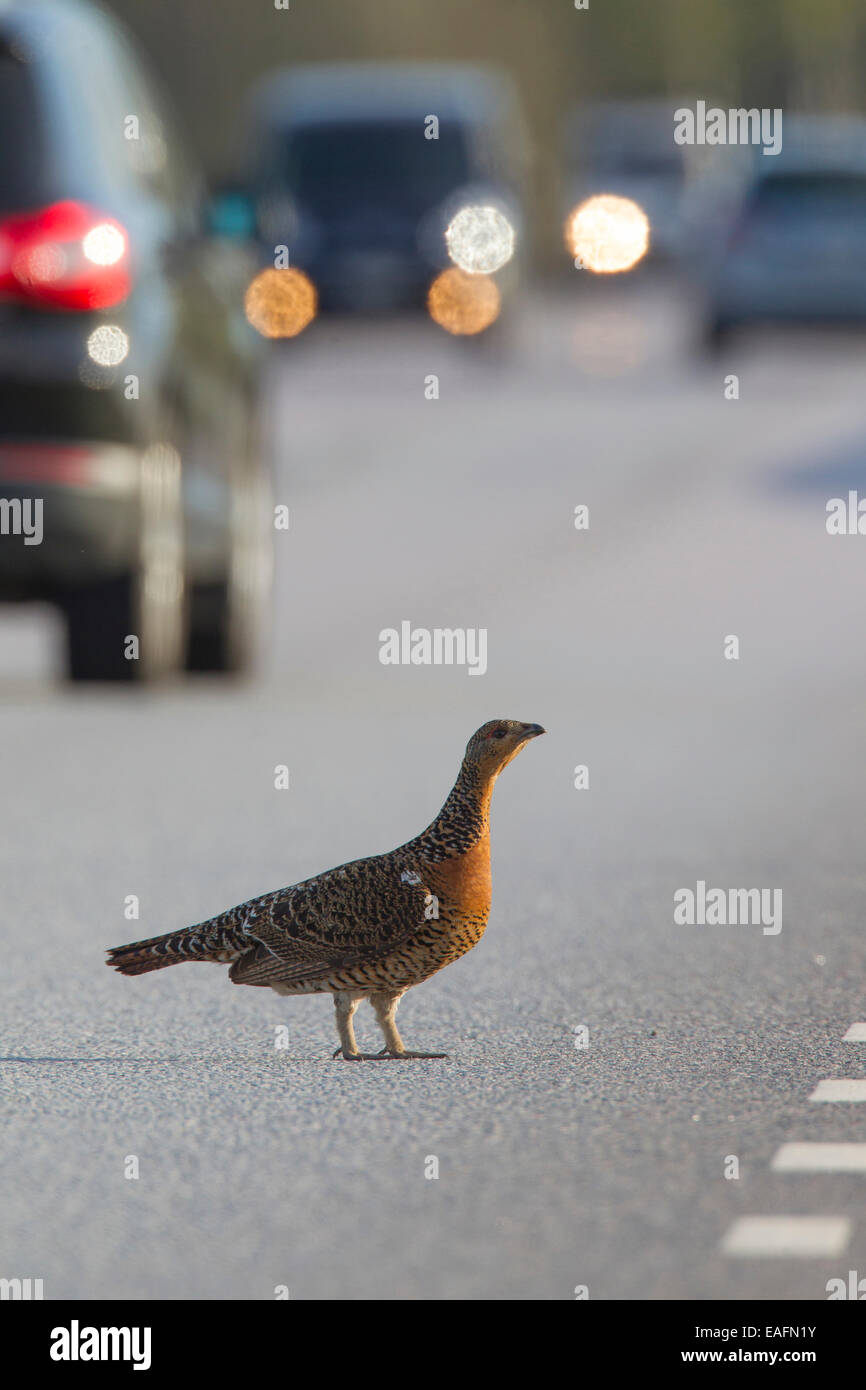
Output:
[
  {"xmin": 49, "ymin": 4, "xmax": 199, "ymax": 224},
  {"xmin": 278, "ymin": 120, "xmax": 473, "ymax": 214},
  {"xmin": 752, "ymin": 173, "xmax": 866, "ymax": 221},
  {"xmin": 0, "ymin": 40, "xmax": 50, "ymax": 212}
]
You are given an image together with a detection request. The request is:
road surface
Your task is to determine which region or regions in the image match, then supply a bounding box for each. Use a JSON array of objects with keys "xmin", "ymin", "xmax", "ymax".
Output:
[{"xmin": 2, "ymin": 278, "xmax": 866, "ymax": 1299}]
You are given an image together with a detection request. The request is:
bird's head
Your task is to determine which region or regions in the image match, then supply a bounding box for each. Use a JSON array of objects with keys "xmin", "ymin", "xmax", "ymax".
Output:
[{"xmin": 464, "ymin": 719, "xmax": 545, "ymax": 779}]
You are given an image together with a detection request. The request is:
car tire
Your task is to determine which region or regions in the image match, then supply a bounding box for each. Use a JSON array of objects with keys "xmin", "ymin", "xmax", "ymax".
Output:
[
  {"xmin": 704, "ymin": 317, "xmax": 735, "ymax": 353},
  {"xmin": 61, "ymin": 444, "xmax": 186, "ymax": 682},
  {"xmin": 62, "ymin": 568, "xmax": 182, "ymax": 681},
  {"xmin": 186, "ymin": 465, "xmax": 272, "ymax": 676}
]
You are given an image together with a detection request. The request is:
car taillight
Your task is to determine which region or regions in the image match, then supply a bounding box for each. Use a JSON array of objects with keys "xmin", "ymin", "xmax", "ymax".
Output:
[{"xmin": 0, "ymin": 200, "xmax": 130, "ymax": 310}]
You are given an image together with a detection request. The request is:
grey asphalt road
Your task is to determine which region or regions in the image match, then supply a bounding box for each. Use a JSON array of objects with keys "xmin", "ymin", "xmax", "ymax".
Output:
[{"xmin": 2, "ymin": 280, "xmax": 866, "ymax": 1300}]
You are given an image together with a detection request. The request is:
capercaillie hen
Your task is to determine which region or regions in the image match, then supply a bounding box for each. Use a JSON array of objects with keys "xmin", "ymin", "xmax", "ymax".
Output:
[{"xmin": 107, "ymin": 719, "xmax": 544, "ymax": 1060}]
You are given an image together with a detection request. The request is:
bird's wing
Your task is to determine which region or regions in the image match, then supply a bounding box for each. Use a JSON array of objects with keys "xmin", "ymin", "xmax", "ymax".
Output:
[{"xmin": 227, "ymin": 855, "xmax": 435, "ymax": 988}]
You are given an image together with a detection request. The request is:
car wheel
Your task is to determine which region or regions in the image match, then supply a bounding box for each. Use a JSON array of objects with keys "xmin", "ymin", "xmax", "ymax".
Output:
[
  {"xmin": 186, "ymin": 464, "xmax": 272, "ymax": 676},
  {"xmin": 62, "ymin": 444, "xmax": 186, "ymax": 682},
  {"xmin": 704, "ymin": 317, "xmax": 735, "ymax": 353}
]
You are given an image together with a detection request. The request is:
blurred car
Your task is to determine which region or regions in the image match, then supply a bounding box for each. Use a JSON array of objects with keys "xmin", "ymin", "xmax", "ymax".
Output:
[
  {"xmin": 233, "ymin": 62, "xmax": 528, "ymax": 315},
  {"xmin": 0, "ymin": 0, "xmax": 270, "ymax": 680},
  {"xmin": 702, "ymin": 115, "xmax": 866, "ymax": 347},
  {"xmin": 562, "ymin": 100, "xmax": 699, "ymax": 263}
]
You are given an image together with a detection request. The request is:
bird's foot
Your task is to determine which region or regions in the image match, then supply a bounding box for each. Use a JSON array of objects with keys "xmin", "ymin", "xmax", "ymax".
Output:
[
  {"xmin": 373, "ymin": 1048, "xmax": 449, "ymax": 1060},
  {"xmin": 332, "ymin": 1047, "xmax": 386, "ymax": 1061}
]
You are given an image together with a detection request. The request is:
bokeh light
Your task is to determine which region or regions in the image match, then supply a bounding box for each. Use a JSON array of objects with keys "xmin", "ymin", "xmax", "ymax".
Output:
[
  {"xmin": 15, "ymin": 244, "xmax": 66, "ymax": 284},
  {"xmin": 427, "ymin": 269, "xmax": 500, "ymax": 335},
  {"xmin": 83, "ymin": 223, "xmax": 126, "ymax": 266},
  {"xmin": 86, "ymin": 324, "xmax": 129, "ymax": 365},
  {"xmin": 445, "ymin": 205, "xmax": 515, "ymax": 275},
  {"xmin": 244, "ymin": 268, "xmax": 317, "ymax": 339},
  {"xmin": 565, "ymin": 195, "xmax": 650, "ymax": 274}
]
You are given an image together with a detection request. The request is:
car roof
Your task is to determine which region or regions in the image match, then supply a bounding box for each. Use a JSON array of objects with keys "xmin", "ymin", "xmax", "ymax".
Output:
[
  {"xmin": 564, "ymin": 99, "xmax": 686, "ymax": 141},
  {"xmin": 0, "ymin": 0, "xmax": 107, "ymax": 46},
  {"xmin": 249, "ymin": 62, "xmax": 520, "ymax": 129},
  {"xmin": 753, "ymin": 115, "xmax": 866, "ymax": 179}
]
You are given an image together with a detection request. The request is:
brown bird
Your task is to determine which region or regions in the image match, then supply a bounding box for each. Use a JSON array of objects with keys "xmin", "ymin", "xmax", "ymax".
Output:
[{"xmin": 106, "ymin": 719, "xmax": 544, "ymax": 1060}]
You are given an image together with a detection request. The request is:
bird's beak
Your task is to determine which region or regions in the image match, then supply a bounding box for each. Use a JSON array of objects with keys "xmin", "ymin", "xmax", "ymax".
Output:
[{"xmin": 521, "ymin": 724, "xmax": 545, "ymax": 739}]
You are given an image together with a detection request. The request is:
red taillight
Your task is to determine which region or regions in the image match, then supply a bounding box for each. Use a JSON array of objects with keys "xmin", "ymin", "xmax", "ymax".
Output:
[
  {"xmin": 0, "ymin": 200, "xmax": 130, "ymax": 310},
  {"xmin": 0, "ymin": 442, "xmax": 91, "ymax": 484}
]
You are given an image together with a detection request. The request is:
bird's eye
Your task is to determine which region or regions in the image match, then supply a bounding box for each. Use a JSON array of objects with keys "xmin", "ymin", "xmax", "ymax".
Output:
[{"xmin": 491, "ymin": 729, "xmax": 507, "ymax": 740}]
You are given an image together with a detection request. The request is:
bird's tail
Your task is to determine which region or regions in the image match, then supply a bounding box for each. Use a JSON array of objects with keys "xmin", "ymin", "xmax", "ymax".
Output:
[{"xmin": 106, "ymin": 921, "xmax": 238, "ymax": 977}]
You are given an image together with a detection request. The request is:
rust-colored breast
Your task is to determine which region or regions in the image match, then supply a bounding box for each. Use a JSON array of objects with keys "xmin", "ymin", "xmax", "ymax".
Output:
[{"xmin": 426, "ymin": 832, "xmax": 492, "ymax": 923}]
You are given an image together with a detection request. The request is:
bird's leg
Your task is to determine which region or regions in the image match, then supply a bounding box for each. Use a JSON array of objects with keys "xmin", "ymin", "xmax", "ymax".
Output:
[
  {"xmin": 332, "ymin": 992, "xmax": 384, "ymax": 1060},
  {"xmin": 370, "ymin": 991, "xmax": 405, "ymax": 1052},
  {"xmin": 369, "ymin": 991, "xmax": 448, "ymax": 1060},
  {"xmin": 332, "ymin": 992, "xmax": 368, "ymax": 1060}
]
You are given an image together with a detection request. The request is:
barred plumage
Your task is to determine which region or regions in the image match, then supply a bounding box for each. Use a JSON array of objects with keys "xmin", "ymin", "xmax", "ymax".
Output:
[{"xmin": 106, "ymin": 719, "xmax": 544, "ymax": 1059}]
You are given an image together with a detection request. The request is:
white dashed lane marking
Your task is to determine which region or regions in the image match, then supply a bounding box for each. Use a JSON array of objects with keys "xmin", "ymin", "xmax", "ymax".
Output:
[
  {"xmin": 809, "ymin": 1079, "xmax": 866, "ymax": 1103},
  {"xmin": 721, "ymin": 1216, "xmax": 851, "ymax": 1258},
  {"xmin": 721, "ymin": 1026, "xmax": 866, "ymax": 1260},
  {"xmin": 771, "ymin": 1143, "xmax": 866, "ymax": 1173}
]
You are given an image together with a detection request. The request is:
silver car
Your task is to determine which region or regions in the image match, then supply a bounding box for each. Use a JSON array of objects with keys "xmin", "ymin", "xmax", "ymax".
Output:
[{"xmin": 703, "ymin": 115, "xmax": 866, "ymax": 347}]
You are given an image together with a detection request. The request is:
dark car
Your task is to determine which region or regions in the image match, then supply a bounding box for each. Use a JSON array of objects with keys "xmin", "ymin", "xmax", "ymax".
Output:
[
  {"xmin": 237, "ymin": 62, "xmax": 528, "ymax": 315},
  {"xmin": 0, "ymin": 0, "xmax": 270, "ymax": 680},
  {"xmin": 702, "ymin": 115, "xmax": 866, "ymax": 347}
]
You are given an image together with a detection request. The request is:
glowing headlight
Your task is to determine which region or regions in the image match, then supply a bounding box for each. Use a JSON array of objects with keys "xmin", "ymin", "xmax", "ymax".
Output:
[
  {"xmin": 566, "ymin": 195, "xmax": 650, "ymax": 274},
  {"xmin": 445, "ymin": 205, "xmax": 515, "ymax": 275},
  {"xmin": 427, "ymin": 269, "xmax": 500, "ymax": 335},
  {"xmin": 244, "ymin": 268, "xmax": 317, "ymax": 338}
]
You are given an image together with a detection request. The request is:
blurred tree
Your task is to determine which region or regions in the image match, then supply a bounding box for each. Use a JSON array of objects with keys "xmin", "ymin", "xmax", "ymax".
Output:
[{"xmin": 780, "ymin": 0, "xmax": 866, "ymax": 109}]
